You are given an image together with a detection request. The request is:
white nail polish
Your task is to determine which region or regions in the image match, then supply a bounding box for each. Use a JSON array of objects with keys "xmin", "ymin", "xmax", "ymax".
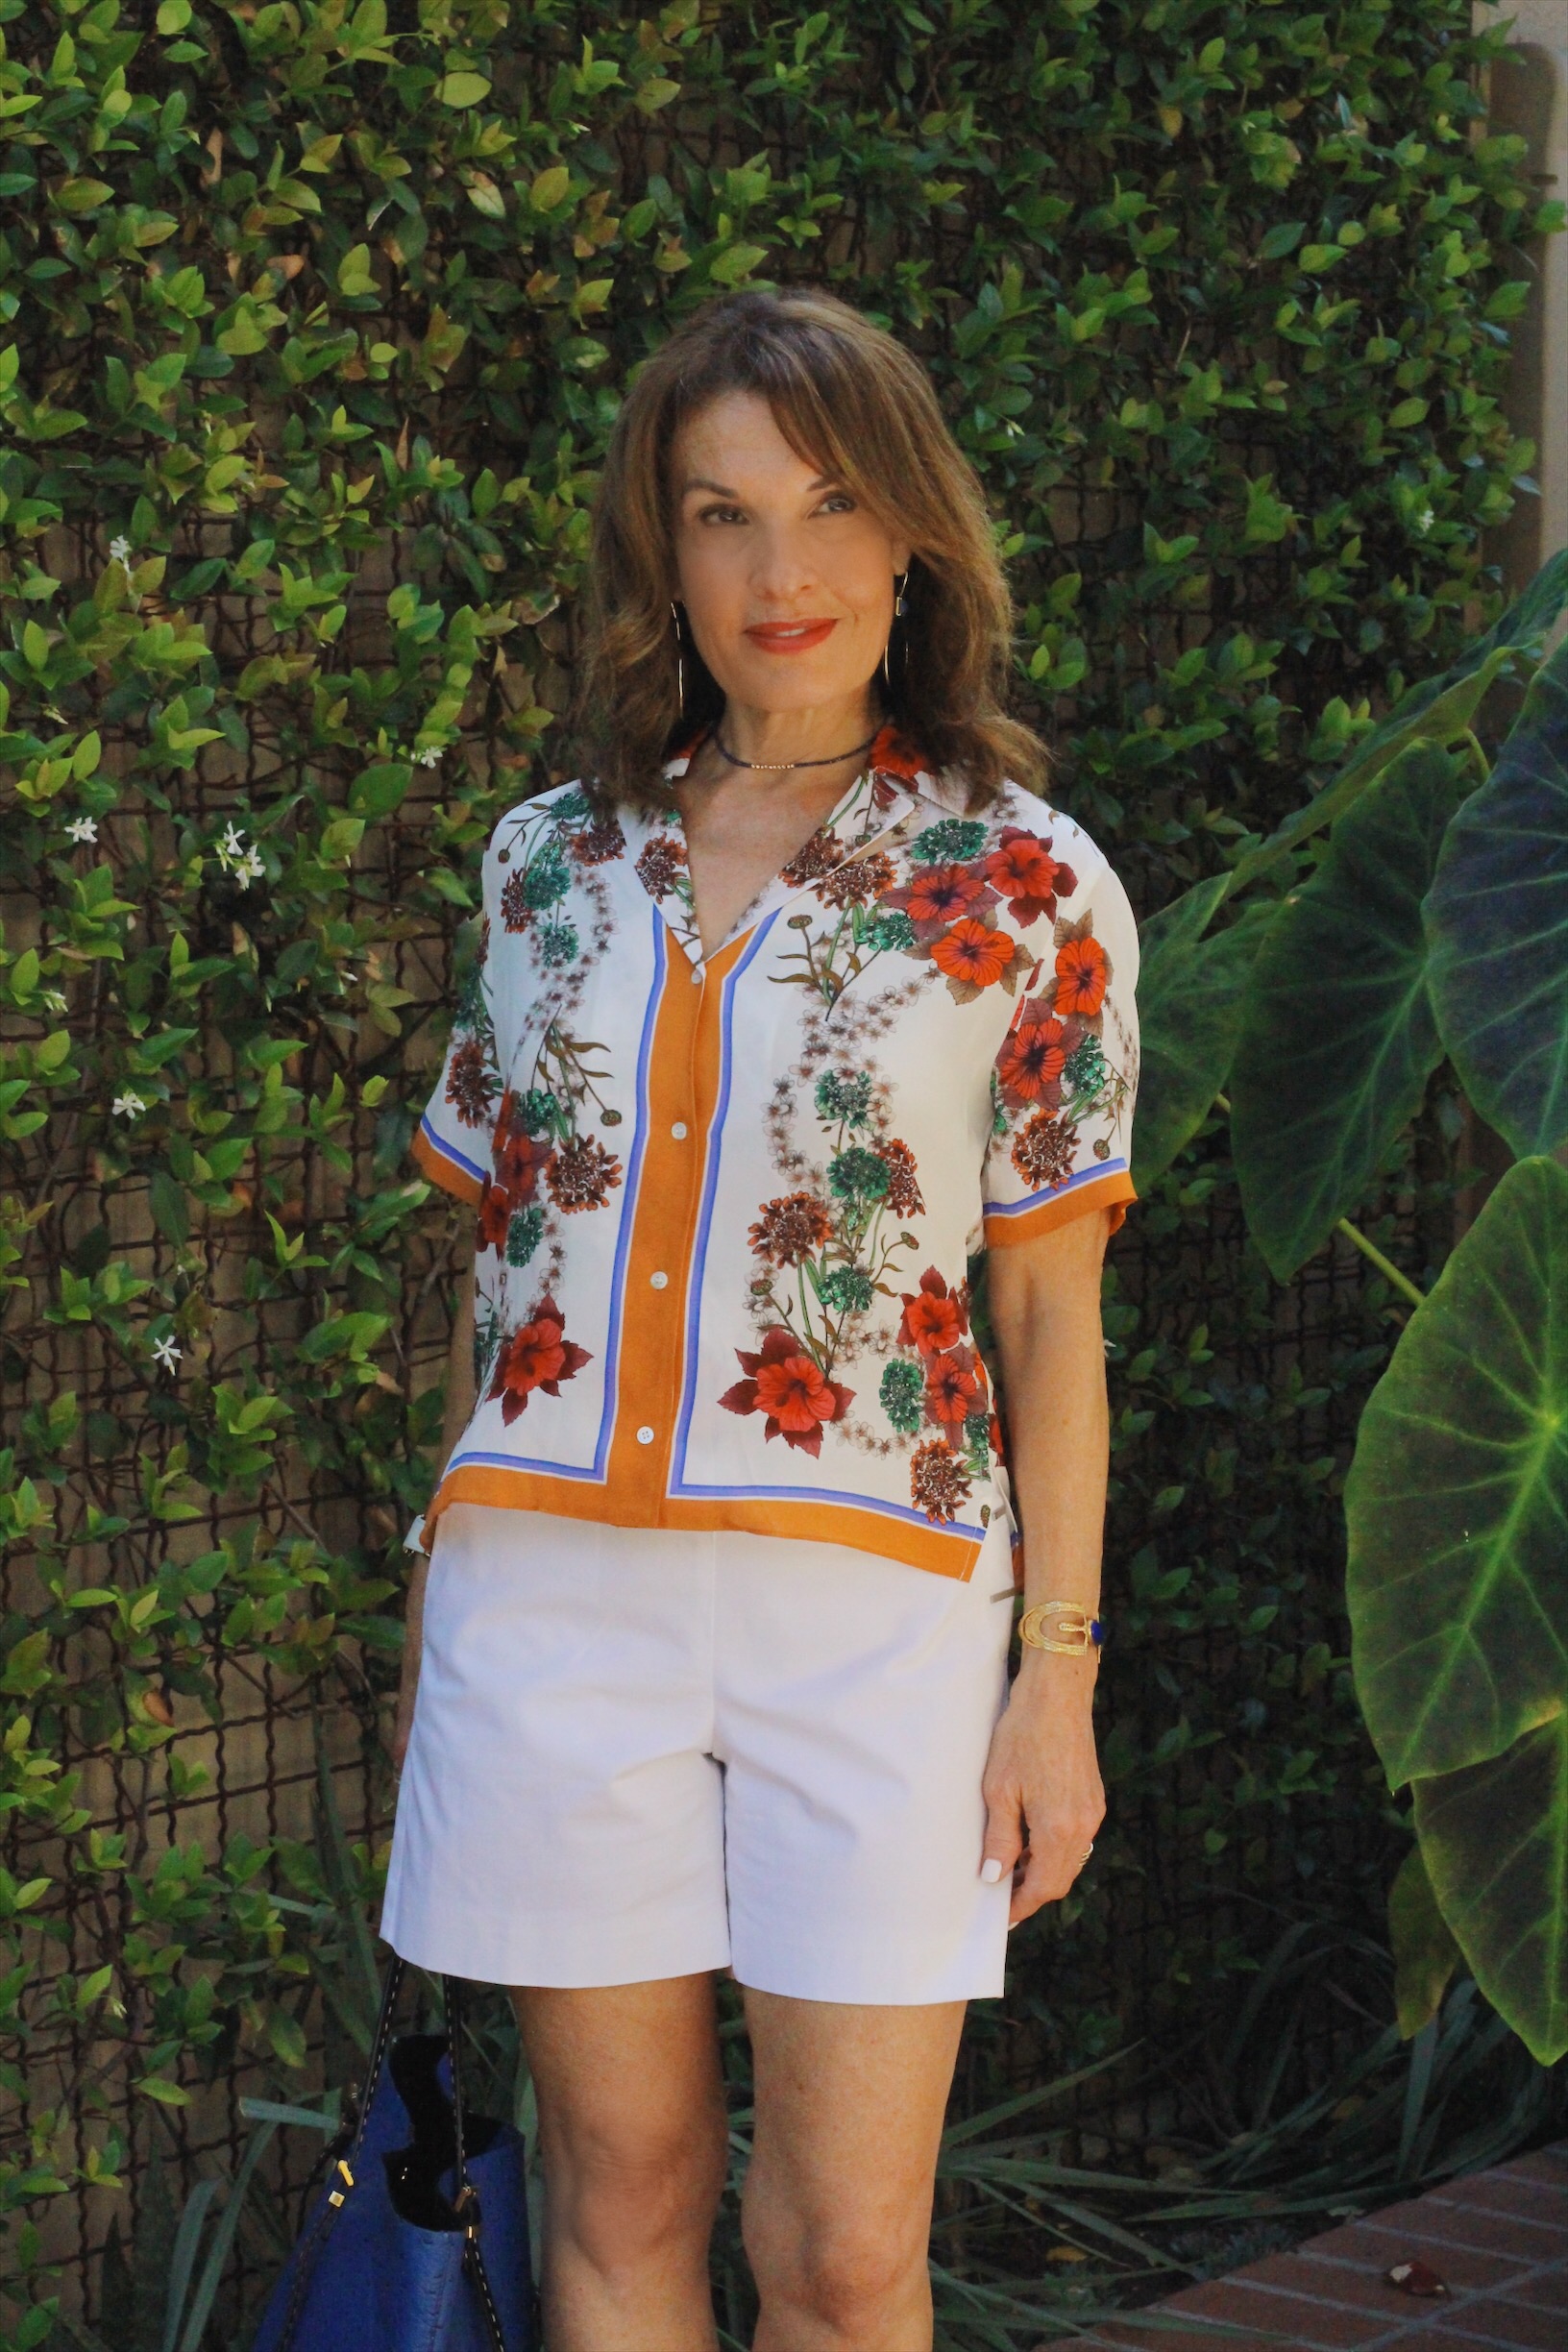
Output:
[{"xmin": 981, "ymin": 1856, "xmax": 1005, "ymax": 1884}]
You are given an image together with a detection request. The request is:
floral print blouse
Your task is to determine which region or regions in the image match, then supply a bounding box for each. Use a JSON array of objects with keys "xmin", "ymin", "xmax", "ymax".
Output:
[{"xmin": 413, "ymin": 725, "xmax": 1139, "ymax": 1581}]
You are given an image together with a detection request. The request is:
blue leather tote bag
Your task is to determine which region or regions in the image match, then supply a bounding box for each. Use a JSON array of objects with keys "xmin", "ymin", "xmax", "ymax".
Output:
[{"xmin": 252, "ymin": 1960, "xmax": 534, "ymax": 2352}]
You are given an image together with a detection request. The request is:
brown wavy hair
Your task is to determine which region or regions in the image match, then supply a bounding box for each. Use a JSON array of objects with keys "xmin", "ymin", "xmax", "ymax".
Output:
[{"xmin": 576, "ymin": 288, "xmax": 1045, "ymax": 812}]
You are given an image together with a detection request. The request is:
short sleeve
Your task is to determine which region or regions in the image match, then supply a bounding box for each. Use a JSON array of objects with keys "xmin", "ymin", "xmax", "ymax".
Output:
[
  {"xmin": 982, "ymin": 847, "xmax": 1139, "ymax": 1248},
  {"xmin": 410, "ymin": 930, "xmax": 499, "ymax": 1209}
]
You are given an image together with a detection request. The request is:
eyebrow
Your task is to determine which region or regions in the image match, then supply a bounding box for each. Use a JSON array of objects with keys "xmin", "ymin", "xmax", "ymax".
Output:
[{"xmin": 677, "ymin": 474, "xmax": 839, "ymax": 499}]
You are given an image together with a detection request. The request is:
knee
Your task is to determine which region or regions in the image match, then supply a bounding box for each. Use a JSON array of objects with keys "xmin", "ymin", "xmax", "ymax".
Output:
[
  {"xmin": 546, "ymin": 2111, "xmax": 725, "ymax": 2274},
  {"xmin": 745, "ymin": 2203, "xmax": 927, "ymax": 2337}
]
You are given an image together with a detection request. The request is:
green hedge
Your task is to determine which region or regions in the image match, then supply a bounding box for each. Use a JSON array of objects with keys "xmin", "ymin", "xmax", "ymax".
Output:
[{"xmin": 0, "ymin": 0, "xmax": 1556, "ymax": 2339}]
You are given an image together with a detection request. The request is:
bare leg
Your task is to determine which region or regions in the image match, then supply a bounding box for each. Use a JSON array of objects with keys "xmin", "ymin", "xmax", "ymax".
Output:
[
  {"xmin": 741, "ymin": 1989, "xmax": 966, "ymax": 2352},
  {"xmin": 510, "ymin": 1974, "xmax": 727, "ymax": 2352}
]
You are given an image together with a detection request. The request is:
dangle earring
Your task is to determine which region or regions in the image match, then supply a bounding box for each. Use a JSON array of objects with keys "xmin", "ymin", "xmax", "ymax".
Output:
[
  {"xmin": 881, "ymin": 571, "xmax": 908, "ymax": 692},
  {"xmin": 670, "ymin": 600, "xmax": 686, "ymax": 714}
]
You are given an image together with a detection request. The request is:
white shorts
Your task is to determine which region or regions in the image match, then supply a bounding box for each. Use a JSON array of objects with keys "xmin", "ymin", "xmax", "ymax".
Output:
[{"xmin": 380, "ymin": 1505, "xmax": 1017, "ymax": 2003}]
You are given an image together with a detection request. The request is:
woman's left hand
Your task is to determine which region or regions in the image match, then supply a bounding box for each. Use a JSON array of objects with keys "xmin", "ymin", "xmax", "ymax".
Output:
[{"xmin": 979, "ymin": 1659, "xmax": 1104, "ymax": 1925}]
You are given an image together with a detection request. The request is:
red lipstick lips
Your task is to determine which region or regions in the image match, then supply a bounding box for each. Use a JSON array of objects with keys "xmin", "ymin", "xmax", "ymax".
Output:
[{"xmin": 745, "ymin": 619, "xmax": 838, "ymax": 653}]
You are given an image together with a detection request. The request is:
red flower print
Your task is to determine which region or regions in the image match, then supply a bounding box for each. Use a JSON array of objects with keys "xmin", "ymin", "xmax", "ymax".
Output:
[
  {"xmin": 636, "ymin": 834, "xmax": 688, "ymax": 899},
  {"xmin": 500, "ymin": 869, "xmax": 533, "ymax": 933},
  {"xmin": 493, "ymin": 1096, "xmax": 554, "ymax": 1203},
  {"xmin": 882, "ymin": 862, "xmax": 993, "ymax": 937},
  {"xmin": 983, "ymin": 828, "xmax": 1076, "ymax": 927},
  {"xmin": 546, "ymin": 1134, "xmax": 623, "ymax": 1213},
  {"xmin": 816, "ymin": 849, "xmax": 896, "ymax": 910},
  {"xmin": 931, "ymin": 918, "xmax": 1017, "ymax": 991},
  {"xmin": 487, "ymin": 1295, "xmax": 591, "ymax": 1426},
  {"xmin": 570, "ymin": 816, "xmax": 625, "ymax": 866},
  {"xmin": 446, "ymin": 1036, "xmax": 497, "ymax": 1128},
  {"xmin": 781, "ymin": 828, "xmax": 842, "ymax": 887},
  {"xmin": 876, "ymin": 1139, "xmax": 925, "ymax": 1218},
  {"xmin": 719, "ymin": 1328, "xmax": 854, "ymax": 1458},
  {"xmin": 1012, "ymin": 1112, "xmax": 1079, "ymax": 1191},
  {"xmin": 749, "ymin": 1192, "xmax": 834, "ymax": 1265},
  {"xmin": 923, "ymin": 1345, "xmax": 987, "ymax": 1427},
  {"xmin": 867, "ymin": 723, "xmax": 926, "ymax": 781},
  {"xmin": 995, "ymin": 1006, "xmax": 1068, "ymax": 1109},
  {"xmin": 897, "ymin": 1267, "xmax": 969, "ymax": 1356},
  {"xmin": 477, "ymin": 1178, "xmax": 512, "ymax": 1252},
  {"xmin": 1055, "ymin": 933, "xmax": 1109, "ymax": 1017},
  {"xmin": 910, "ymin": 1438, "xmax": 971, "ymax": 1524}
]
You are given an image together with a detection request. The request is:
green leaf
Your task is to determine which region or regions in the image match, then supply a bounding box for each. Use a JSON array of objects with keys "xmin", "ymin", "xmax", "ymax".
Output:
[
  {"xmin": 1230, "ymin": 743, "xmax": 1469, "ymax": 1280},
  {"xmin": 1386, "ymin": 1840, "xmax": 1460, "ymax": 2040},
  {"xmin": 1131, "ymin": 876, "xmax": 1265, "ymax": 1190},
  {"xmin": 437, "ymin": 71, "xmax": 492, "ymax": 108},
  {"xmin": 136, "ymin": 2075, "xmax": 191, "ymax": 2106},
  {"xmin": 529, "ymin": 165, "xmax": 571, "ymax": 211},
  {"xmin": 1345, "ymin": 1154, "xmax": 1568, "ymax": 1789},
  {"xmin": 1426, "ymin": 628, "xmax": 1568, "ymax": 1157},
  {"xmin": 348, "ymin": 760, "xmax": 411, "ymax": 819},
  {"xmin": 708, "ymin": 243, "xmax": 769, "ymax": 286},
  {"xmin": 1226, "ymin": 544, "xmax": 1568, "ymax": 902},
  {"xmin": 1410, "ymin": 1717, "xmax": 1568, "ymax": 2065},
  {"xmin": 336, "ymin": 243, "xmax": 377, "ymax": 297},
  {"xmin": 56, "ymin": 178, "xmax": 113, "ymax": 214}
]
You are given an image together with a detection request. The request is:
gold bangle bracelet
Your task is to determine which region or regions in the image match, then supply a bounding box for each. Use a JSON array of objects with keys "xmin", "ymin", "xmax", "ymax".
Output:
[{"xmin": 1017, "ymin": 1600, "xmax": 1104, "ymax": 1654}]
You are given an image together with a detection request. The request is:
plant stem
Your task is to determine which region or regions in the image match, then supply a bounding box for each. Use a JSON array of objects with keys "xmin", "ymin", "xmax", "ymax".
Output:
[
  {"xmin": 1211, "ymin": 1095, "xmax": 1426, "ymax": 1307},
  {"xmin": 1459, "ymin": 727, "xmax": 1490, "ymax": 785},
  {"xmin": 1333, "ymin": 1217, "xmax": 1427, "ymax": 1309}
]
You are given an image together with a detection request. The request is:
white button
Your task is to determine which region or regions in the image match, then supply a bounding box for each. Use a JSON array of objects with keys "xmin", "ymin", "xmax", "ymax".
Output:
[
  {"xmin": 691, "ymin": 967, "xmax": 702, "ymax": 984},
  {"xmin": 671, "ymin": 1122, "xmax": 688, "ymax": 1140},
  {"xmin": 649, "ymin": 1271, "xmax": 669, "ymax": 1290},
  {"xmin": 636, "ymin": 1425, "xmax": 655, "ymax": 1445}
]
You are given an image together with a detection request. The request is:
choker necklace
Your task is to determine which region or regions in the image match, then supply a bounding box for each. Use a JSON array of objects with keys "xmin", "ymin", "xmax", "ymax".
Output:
[{"xmin": 712, "ymin": 724, "xmax": 880, "ymax": 773}]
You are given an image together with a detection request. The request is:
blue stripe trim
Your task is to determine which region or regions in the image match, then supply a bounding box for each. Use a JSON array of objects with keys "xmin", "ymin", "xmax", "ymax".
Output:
[
  {"xmin": 983, "ymin": 1155, "xmax": 1129, "ymax": 1220},
  {"xmin": 444, "ymin": 1445, "xmax": 605, "ymax": 1483},
  {"xmin": 672, "ymin": 916, "xmax": 778, "ymax": 1484},
  {"xmin": 418, "ymin": 1115, "xmax": 486, "ymax": 1188},
  {"xmin": 665, "ymin": 1475, "xmax": 987, "ymax": 1543},
  {"xmin": 586, "ymin": 910, "xmax": 664, "ymax": 1479}
]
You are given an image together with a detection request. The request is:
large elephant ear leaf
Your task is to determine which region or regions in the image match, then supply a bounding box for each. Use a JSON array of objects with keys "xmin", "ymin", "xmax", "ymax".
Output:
[
  {"xmin": 1344, "ymin": 1154, "xmax": 1568, "ymax": 1792},
  {"xmin": 1131, "ymin": 875, "xmax": 1266, "ymax": 1193},
  {"xmin": 1228, "ymin": 743, "xmax": 1469, "ymax": 1283},
  {"xmin": 1426, "ymin": 629, "xmax": 1568, "ymax": 1157},
  {"xmin": 1411, "ymin": 1715, "xmax": 1568, "ymax": 2066}
]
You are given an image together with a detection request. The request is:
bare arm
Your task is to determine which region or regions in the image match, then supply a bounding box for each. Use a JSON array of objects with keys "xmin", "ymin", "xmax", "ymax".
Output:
[
  {"xmin": 392, "ymin": 1242, "xmax": 476, "ymax": 1769},
  {"xmin": 979, "ymin": 1206, "xmax": 1113, "ymax": 1923}
]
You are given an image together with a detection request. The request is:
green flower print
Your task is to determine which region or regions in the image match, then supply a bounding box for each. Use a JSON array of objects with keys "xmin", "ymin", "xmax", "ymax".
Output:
[
  {"xmin": 880, "ymin": 1358, "xmax": 924, "ymax": 1435},
  {"xmin": 911, "ymin": 819, "xmax": 988, "ymax": 863}
]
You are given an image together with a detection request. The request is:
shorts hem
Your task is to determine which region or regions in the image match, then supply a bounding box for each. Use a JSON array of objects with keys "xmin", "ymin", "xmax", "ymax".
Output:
[{"xmin": 380, "ymin": 1903, "xmax": 733, "ymax": 1990}]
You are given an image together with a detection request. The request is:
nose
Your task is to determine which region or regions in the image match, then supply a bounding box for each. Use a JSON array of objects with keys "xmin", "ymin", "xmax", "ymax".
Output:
[{"xmin": 747, "ymin": 518, "xmax": 820, "ymax": 607}]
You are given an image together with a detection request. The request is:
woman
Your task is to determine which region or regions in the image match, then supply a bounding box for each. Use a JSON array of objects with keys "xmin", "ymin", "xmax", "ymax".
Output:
[{"xmin": 383, "ymin": 288, "xmax": 1139, "ymax": 2352}]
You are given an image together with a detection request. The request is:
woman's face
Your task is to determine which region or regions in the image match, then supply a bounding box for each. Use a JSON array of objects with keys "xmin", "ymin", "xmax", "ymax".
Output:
[{"xmin": 670, "ymin": 390, "xmax": 913, "ymax": 718}]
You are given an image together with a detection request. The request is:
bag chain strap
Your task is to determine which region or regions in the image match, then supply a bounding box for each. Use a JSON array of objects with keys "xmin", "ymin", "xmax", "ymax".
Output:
[
  {"xmin": 276, "ymin": 1959, "xmax": 509, "ymax": 2352},
  {"xmin": 444, "ymin": 1973, "xmax": 508, "ymax": 2352}
]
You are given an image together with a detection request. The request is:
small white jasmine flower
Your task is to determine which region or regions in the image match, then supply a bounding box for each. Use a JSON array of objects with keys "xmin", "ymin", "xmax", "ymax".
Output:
[
  {"xmin": 111, "ymin": 1092, "xmax": 146, "ymax": 1118},
  {"xmin": 218, "ymin": 822, "xmax": 246, "ymax": 860},
  {"xmin": 239, "ymin": 846, "xmax": 265, "ymax": 886},
  {"xmin": 1414, "ymin": 505, "xmax": 1435, "ymax": 535},
  {"xmin": 110, "ymin": 535, "xmax": 133, "ymax": 566},
  {"xmin": 66, "ymin": 817, "xmax": 98, "ymax": 844},
  {"xmin": 44, "ymin": 991, "xmax": 67, "ymax": 1015},
  {"xmin": 414, "ymin": 747, "xmax": 442, "ymax": 769},
  {"xmin": 151, "ymin": 1335, "xmax": 183, "ymax": 1373}
]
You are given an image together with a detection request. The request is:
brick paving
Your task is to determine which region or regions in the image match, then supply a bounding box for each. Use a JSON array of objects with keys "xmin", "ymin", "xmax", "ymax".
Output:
[{"xmin": 1066, "ymin": 2142, "xmax": 1568, "ymax": 2350}]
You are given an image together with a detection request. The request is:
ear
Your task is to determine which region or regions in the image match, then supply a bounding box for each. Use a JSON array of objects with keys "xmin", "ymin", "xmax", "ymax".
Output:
[{"xmin": 891, "ymin": 535, "xmax": 915, "ymax": 576}]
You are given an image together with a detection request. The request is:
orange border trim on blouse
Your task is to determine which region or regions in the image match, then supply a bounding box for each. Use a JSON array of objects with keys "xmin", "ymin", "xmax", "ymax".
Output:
[
  {"xmin": 412, "ymin": 1122, "xmax": 485, "ymax": 1209},
  {"xmin": 983, "ymin": 1168, "xmax": 1137, "ymax": 1249}
]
